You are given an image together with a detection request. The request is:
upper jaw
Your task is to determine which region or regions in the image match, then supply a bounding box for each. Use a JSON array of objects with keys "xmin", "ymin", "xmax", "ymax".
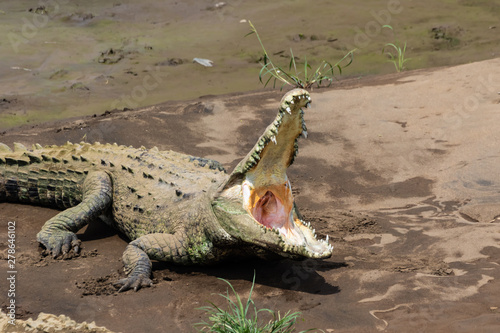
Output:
[{"xmin": 221, "ymin": 88, "xmax": 312, "ymax": 188}]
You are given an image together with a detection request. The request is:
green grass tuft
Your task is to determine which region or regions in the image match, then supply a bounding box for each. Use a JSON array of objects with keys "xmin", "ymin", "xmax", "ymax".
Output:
[
  {"xmin": 382, "ymin": 25, "xmax": 411, "ymax": 72},
  {"xmin": 195, "ymin": 274, "xmax": 322, "ymax": 333},
  {"xmin": 247, "ymin": 21, "xmax": 355, "ymax": 90}
]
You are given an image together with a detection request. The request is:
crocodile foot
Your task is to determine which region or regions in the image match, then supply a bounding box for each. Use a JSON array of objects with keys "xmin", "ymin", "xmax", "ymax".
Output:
[
  {"xmin": 37, "ymin": 229, "xmax": 81, "ymax": 258},
  {"xmin": 114, "ymin": 274, "xmax": 153, "ymax": 292}
]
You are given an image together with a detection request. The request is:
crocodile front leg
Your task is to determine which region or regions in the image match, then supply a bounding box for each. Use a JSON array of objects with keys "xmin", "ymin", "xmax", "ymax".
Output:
[
  {"xmin": 36, "ymin": 171, "xmax": 112, "ymax": 257},
  {"xmin": 115, "ymin": 231, "xmax": 214, "ymax": 292}
]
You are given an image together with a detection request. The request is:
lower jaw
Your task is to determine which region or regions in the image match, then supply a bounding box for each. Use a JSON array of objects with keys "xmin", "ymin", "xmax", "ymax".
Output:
[
  {"xmin": 253, "ymin": 216, "xmax": 306, "ymax": 248},
  {"xmin": 278, "ymin": 224, "xmax": 306, "ymax": 246}
]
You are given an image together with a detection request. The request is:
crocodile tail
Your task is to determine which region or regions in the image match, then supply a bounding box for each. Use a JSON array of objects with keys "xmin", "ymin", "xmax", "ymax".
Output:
[{"xmin": 0, "ymin": 143, "xmax": 85, "ymax": 208}]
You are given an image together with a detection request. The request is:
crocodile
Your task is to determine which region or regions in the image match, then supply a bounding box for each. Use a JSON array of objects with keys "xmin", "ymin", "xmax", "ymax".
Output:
[{"xmin": 0, "ymin": 88, "xmax": 332, "ymax": 292}]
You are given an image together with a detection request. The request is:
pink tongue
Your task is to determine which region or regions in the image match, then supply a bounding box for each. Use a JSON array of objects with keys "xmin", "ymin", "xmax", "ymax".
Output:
[{"xmin": 253, "ymin": 191, "xmax": 286, "ymax": 229}]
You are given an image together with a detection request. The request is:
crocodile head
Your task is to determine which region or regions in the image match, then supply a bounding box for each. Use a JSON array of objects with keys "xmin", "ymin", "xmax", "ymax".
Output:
[{"xmin": 213, "ymin": 88, "xmax": 332, "ymax": 259}]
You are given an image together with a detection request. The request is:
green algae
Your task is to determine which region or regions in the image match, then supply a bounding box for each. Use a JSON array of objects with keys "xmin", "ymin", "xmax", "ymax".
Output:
[{"xmin": 1, "ymin": 0, "xmax": 499, "ymax": 130}]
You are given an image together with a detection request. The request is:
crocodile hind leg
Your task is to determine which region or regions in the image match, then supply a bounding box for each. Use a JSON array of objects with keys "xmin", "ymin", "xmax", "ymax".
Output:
[
  {"xmin": 37, "ymin": 171, "xmax": 112, "ymax": 257},
  {"xmin": 114, "ymin": 231, "xmax": 213, "ymax": 292}
]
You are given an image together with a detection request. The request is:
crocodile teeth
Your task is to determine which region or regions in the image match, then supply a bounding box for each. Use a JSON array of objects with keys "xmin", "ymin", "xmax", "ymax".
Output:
[
  {"xmin": 13, "ymin": 142, "xmax": 27, "ymax": 152},
  {"xmin": 290, "ymin": 100, "xmax": 294, "ymax": 104},
  {"xmin": 285, "ymin": 106, "xmax": 291, "ymax": 114},
  {"xmin": 0, "ymin": 143, "xmax": 12, "ymax": 152},
  {"xmin": 326, "ymin": 234, "xmax": 329, "ymax": 243},
  {"xmin": 302, "ymin": 130, "xmax": 308, "ymax": 139},
  {"xmin": 306, "ymin": 102, "xmax": 311, "ymax": 109},
  {"xmin": 270, "ymin": 136, "xmax": 277, "ymax": 145}
]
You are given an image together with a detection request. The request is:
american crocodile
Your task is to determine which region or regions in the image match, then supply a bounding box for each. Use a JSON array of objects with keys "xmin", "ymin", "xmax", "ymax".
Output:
[{"xmin": 0, "ymin": 88, "xmax": 332, "ymax": 292}]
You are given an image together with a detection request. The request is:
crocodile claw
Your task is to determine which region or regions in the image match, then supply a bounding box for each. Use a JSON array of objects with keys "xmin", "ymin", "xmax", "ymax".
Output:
[
  {"xmin": 37, "ymin": 230, "xmax": 81, "ymax": 258},
  {"xmin": 114, "ymin": 274, "xmax": 153, "ymax": 292}
]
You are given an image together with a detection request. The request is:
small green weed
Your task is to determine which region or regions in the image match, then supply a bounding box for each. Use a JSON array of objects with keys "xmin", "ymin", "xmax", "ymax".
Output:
[
  {"xmin": 195, "ymin": 275, "xmax": 321, "ymax": 333},
  {"xmin": 382, "ymin": 25, "xmax": 410, "ymax": 72},
  {"xmin": 247, "ymin": 21, "xmax": 355, "ymax": 90}
]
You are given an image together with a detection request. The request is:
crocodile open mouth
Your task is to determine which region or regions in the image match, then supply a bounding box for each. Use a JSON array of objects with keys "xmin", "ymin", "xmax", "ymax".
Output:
[
  {"xmin": 216, "ymin": 88, "xmax": 332, "ymax": 258},
  {"xmin": 243, "ymin": 179, "xmax": 311, "ymax": 247},
  {"xmin": 252, "ymin": 191, "xmax": 285, "ymax": 229}
]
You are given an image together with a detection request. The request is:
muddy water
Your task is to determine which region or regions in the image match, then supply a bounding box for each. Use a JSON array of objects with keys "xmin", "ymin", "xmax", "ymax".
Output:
[{"xmin": 1, "ymin": 0, "xmax": 499, "ymax": 129}]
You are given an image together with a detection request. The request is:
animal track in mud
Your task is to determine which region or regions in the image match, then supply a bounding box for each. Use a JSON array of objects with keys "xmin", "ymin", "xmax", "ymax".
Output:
[
  {"xmin": 304, "ymin": 209, "xmax": 379, "ymax": 241},
  {"xmin": 378, "ymin": 196, "xmax": 470, "ymax": 221},
  {"xmin": 76, "ymin": 272, "xmax": 122, "ymax": 296},
  {"xmin": 387, "ymin": 257, "xmax": 453, "ymax": 276}
]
